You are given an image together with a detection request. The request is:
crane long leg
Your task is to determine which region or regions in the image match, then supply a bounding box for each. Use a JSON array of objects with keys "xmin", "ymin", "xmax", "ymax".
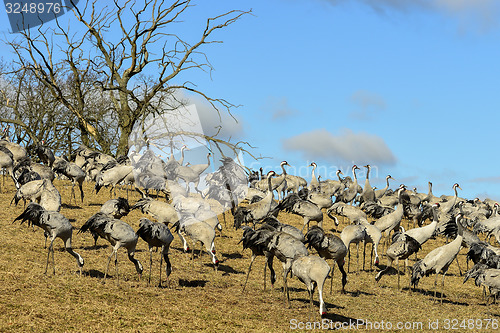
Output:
[
  {"xmin": 441, "ymin": 272, "xmax": 446, "ymax": 304},
  {"xmin": 45, "ymin": 239, "xmax": 55, "ymax": 275},
  {"xmin": 363, "ymin": 242, "xmax": 367, "ymax": 271},
  {"xmin": 433, "ymin": 272, "xmax": 439, "ymax": 300},
  {"xmin": 148, "ymin": 247, "xmax": 154, "ymax": 286},
  {"xmin": 104, "ymin": 248, "xmax": 118, "ymax": 281},
  {"xmin": 330, "ymin": 261, "xmax": 335, "ymax": 294},
  {"xmin": 356, "ymin": 243, "xmax": 360, "ymax": 273},
  {"xmin": 347, "ymin": 247, "xmax": 351, "ymax": 273},
  {"xmin": 397, "ymin": 259, "xmax": 400, "ymax": 291},
  {"xmin": 114, "ymin": 251, "xmax": 119, "ymax": 284},
  {"xmin": 158, "ymin": 248, "xmax": 163, "ymax": 288},
  {"xmin": 243, "ymin": 254, "xmax": 257, "ymax": 292},
  {"xmin": 455, "ymin": 256, "xmax": 462, "ymax": 276}
]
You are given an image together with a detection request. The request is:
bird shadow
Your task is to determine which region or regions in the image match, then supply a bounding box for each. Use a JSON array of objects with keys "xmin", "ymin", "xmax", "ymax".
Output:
[
  {"xmin": 344, "ymin": 290, "xmax": 375, "ymax": 297},
  {"xmin": 86, "ymin": 269, "xmax": 106, "ymax": 279},
  {"xmin": 321, "ymin": 312, "xmax": 359, "ymax": 326},
  {"xmin": 178, "ymin": 279, "xmax": 208, "ymax": 288},
  {"xmin": 80, "ymin": 244, "xmax": 109, "ymax": 251},
  {"xmin": 407, "ymin": 288, "xmax": 469, "ymax": 306},
  {"xmin": 294, "ymin": 297, "xmax": 345, "ymax": 311},
  {"xmin": 222, "ymin": 252, "xmax": 243, "ymax": 259},
  {"xmin": 61, "ymin": 203, "xmax": 83, "ymax": 209},
  {"xmin": 216, "ymin": 264, "xmax": 244, "ymax": 276}
]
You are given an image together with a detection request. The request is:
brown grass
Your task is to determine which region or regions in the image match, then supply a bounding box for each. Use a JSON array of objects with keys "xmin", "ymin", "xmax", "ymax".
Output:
[{"xmin": 0, "ymin": 180, "xmax": 498, "ymax": 332}]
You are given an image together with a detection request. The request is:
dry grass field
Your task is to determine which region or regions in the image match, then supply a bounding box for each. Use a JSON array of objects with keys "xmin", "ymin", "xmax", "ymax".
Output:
[{"xmin": 0, "ymin": 179, "xmax": 499, "ymax": 332}]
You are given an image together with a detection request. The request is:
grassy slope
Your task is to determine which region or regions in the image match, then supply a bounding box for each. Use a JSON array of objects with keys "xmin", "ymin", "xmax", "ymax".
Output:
[{"xmin": 0, "ymin": 180, "xmax": 498, "ymax": 332}]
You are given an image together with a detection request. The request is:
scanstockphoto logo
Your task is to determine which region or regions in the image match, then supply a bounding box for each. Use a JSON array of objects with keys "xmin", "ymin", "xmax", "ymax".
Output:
[
  {"xmin": 3, "ymin": 0, "xmax": 79, "ymax": 33},
  {"xmin": 127, "ymin": 103, "xmax": 249, "ymax": 215}
]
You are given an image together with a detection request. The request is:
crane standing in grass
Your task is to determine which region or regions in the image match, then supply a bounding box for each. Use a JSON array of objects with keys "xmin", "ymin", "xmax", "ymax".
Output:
[
  {"xmin": 305, "ymin": 226, "xmax": 348, "ymax": 294},
  {"xmin": 411, "ymin": 214, "xmax": 465, "ymax": 303},
  {"xmin": 136, "ymin": 218, "xmax": 174, "ymax": 287},
  {"xmin": 79, "ymin": 213, "xmax": 143, "ymax": 283},
  {"xmin": 14, "ymin": 203, "xmax": 84, "ymax": 275}
]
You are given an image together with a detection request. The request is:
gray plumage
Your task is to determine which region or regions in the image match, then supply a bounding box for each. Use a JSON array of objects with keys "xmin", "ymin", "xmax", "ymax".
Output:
[
  {"xmin": 275, "ymin": 192, "xmax": 323, "ymax": 232},
  {"xmin": 305, "ymin": 226, "xmax": 347, "ymax": 293},
  {"xmin": 34, "ymin": 142, "xmax": 55, "ymax": 167},
  {"xmin": 464, "ymin": 263, "xmax": 500, "ymax": 304},
  {"xmin": 0, "ymin": 145, "xmax": 17, "ymax": 189},
  {"xmin": 239, "ymin": 225, "xmax": 277, "ymax": 291},
  {"xmin": 291, "ymin": 255, "xmax": 331, "ymax": 315},
  {"xmin": 136, "ymin": 218, "xmax": 174, "ymax": 287},
  {"xmin": 12, "ymin": 179, "xmax": 61, "ymax": 212},
  {"xmin": 14, "ymin": 203, "xmax": 84, "ymax": 275},
  {"xmin": 266, "ymin": 231, "xmax": 309, "ymax": 306},
  {"xmin": 340, "ymin": 224, "xmax": 367, "ymax": 273},
  {"xmin": 173, "ymin": 216, "xmax": 219, "ymax": 269},
  {"xmin": 262, "ymin": 216, "xmax": 304, "ymax": 242},
  {"xmin": 52, "ymin": 159, "xmax": 85, "ymax": 202},
  {"xmin": 79, "ymin": 212, "xmax": 143, "ymax": 282},
  {"xmin": 233, "ymin": 171, "xmax": 276, "ymax": 229},
  {"xmin": 132, "ymin": 197, "xmax": 179, "ymax": 226},
  {"xmin": 375, "ymin": 232, "xmax": 421, "ymax": 289},
  {"xmin": 95, "ymin": 164, "xmax": 133, "ymax": 197},
  {"xmin": 411, "ymin": 214, "xmax": 464, "ymax": 302}
]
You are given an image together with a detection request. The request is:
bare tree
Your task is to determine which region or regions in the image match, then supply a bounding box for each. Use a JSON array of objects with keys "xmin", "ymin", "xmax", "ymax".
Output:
[{"xmin": 4, "ymin": 0, "xmax": 252, "ymax": 156}]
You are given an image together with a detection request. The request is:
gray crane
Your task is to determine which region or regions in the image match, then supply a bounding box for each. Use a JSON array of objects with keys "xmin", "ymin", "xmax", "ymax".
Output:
[
  {"xmin": 132, "ymin": 197, "xmax": 179, "ymax": 226},
  {"xmin": 262, "ymin": 215, "xmax": 304, "ymax": 242},
  {"xmin": 275, "ymin": 192, "xmax": 323, "ymax": 232},
  {"xmin": 34, "ymin": 141, "xmax": 55, "ymax": 167},
  {"xmin": 338, "ymin": 165, "xmax": 360, "ymax": 205},
  {"xmin": 173, "ymin": 215, "xmax": 219, "ymax": 270},
  {"xmin": 305, "ymin": 226, "xmax": 348, "ymax": 293},
  {"xmin": 404, "ymin": 203, "xmax": 440, "ymax": 261},
  {"xmin": 375, "ymin": 175, "xmax": 394, "ymax": 199},
  {"xmin": 308, "ymin": 162, "xmax": 320, "ymax": 191},
  {"xmin": 95, "ymin": 164, "xmax": 134, "ymax": 198},
  {"xmin": 340, "ymin": 224, "xmax": 367, "ymax": 273},
  {"xmin": 291, "ymin": 255, "xmax": 331, "ymax": 315},
  {"xmin": 0, "ymin": 145, "xmax": 16, "ymax": 190},
  {"xmin": 86, "ymin": 197, "xmax": 132, "ymax": 248},
  {"xmin": 14, "ymin": 203, "xmax": 84, "ymax": 275},
  {"xmin": 464, "ymin": 263, "xmax": 500, "ymax": 304},
  {"xmin": 0, "ymin": 139, "xmax": 27, "ymax": 165},
  {"xmin": 374, "ymin": 185, "xmax": 406, "ymax": 254},
  {"xmin": 136, "ymin": 218, "xmax": 174, "ymax": 287},
  {"xmin": 438, "ymin": 183, "xmax": 462, "ymax": 215},
  {"xmin": 266, "ymin": 231, "xmax": 309, "ymax": 306},
  {"xmin": 239, "ymin": 225, "xmax": 277, "ymax": 291},
  {"xmin": 233, "ymin": 171, "xmax": 276, "ymax": 229},
  {"xmin": 359, "ymin": 164, "xmax": 376, "ymax": 204},
  {"xmin": 52, "ymin": 158, "xmax": 85, "ymax": 203},
  {"xmin": 374, "ymin": 231, "xmax": 421, "ymax": 290},
  {"xmin": 299, "ymin": 188, "xmax": 333, "ymax": 211},
  {"xmin": 12, "ymin": 179, "xmax": 61, "ymax": 212},
  {"xmin": 188, "ymin": 152, "xmax": 212, "ymax": 177},
  {"xmin": 411, "ymin": 214, "xmax": 464, "ymax": 302},
  {"xmin": 79, "ymin": 212, "xmax": 143, "ymax": 283}
]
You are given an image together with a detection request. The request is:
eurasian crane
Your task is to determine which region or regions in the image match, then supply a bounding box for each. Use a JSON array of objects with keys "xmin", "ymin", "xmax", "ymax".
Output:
[
  {"xmin": 79, "ymin": 213, "xmax": 143, "ymax": 283},
  {"xmin": 136, "ymin": 218, "xmax": 174, "ymax": 287},
  {"xmin": 305, "ymin": 226, "xmax": 348, "ymax": 293},
  {"xmin": 14, "ymin": 203, "xmax": 84, "ymax": 275},
  {"xmin": 411, "ymin": 214, "xmax": 465, "ymax": 302}
]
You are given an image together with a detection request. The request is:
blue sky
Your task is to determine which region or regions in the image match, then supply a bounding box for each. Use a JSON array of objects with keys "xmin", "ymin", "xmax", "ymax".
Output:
[{"xmin": 1, "ymin": 0, "xmax": 500, "ymax": 200}]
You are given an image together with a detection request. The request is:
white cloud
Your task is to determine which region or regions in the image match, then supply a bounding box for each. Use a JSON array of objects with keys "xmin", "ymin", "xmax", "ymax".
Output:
[
  {"xmin": 179, "ymin": 92, "xmax": 244, "ymax": 139},
  {"xmin": 263, "ymin": 96, "xmax": 299, "ymax": 120},
  {"xmin": 349, "ymin": 90, "xmax": 386, "ymax": 121},
  {"xmin": 282, "ymin": 128, "xmax": 396, "ymax": 165},
  {"xmin": 318, "ymin": 0, "xmax": 500, "ymax": 30}
]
